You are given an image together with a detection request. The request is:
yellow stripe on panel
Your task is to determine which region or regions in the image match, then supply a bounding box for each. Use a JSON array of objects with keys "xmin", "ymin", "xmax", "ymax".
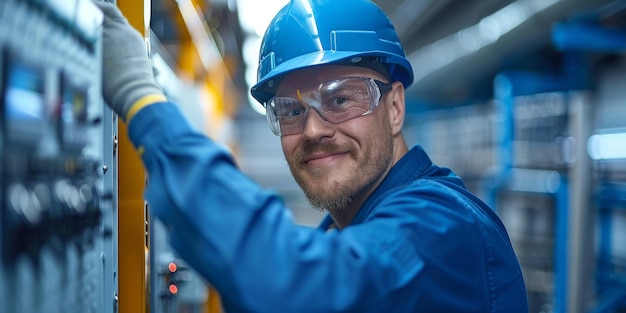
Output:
[{"xmin": 116, "ymin": 1, "xmax": 151, "ymax": 312}]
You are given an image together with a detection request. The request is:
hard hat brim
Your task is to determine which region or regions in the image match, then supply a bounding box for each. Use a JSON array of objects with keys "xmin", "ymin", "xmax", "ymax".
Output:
[{"xmin": 251, "ymin": 50, "xmax": 413, "ymax": 106}]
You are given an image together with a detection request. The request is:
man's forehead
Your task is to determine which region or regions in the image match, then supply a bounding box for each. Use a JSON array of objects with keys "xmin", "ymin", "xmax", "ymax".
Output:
[{"xmin": 277, "ymin": 65, "xmax": 384, "ymax": 92}]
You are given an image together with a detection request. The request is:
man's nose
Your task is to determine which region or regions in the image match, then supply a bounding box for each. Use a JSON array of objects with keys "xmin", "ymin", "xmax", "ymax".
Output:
[{"xmin": 301, "ymin": 108, "xmax": 335, "ymax": 140}]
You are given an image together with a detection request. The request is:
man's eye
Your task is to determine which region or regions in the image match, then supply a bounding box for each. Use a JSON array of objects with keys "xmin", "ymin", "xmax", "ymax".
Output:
[
  {"xmin": 287, "ymin": 108, "xmax": 303, "ymax": 117},
  {"xmin": 335, "ymin": 97, "xmax": 348, "ymax": 105},
  {"xmin": 276, "ymin": 105, "xmax": 305, "ymax": 117},
  {"xmin": 328, "ymin": 96, "xmax": 350, "ymax": 108}
]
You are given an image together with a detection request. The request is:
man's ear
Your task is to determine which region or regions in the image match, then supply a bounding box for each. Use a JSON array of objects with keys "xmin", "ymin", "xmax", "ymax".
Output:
[{"xmin": 386, "ymin": 81, "xmax": 405, "ymax": 136}]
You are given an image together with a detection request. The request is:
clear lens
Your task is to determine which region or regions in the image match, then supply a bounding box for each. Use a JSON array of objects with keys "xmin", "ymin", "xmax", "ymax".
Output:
[{"xmin": 266, "ymin": 77, "xmax": 390, "ymax": 136}]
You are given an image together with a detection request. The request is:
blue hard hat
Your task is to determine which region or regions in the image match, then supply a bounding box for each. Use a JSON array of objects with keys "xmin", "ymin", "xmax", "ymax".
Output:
[{"xmin": 250, "ymin": 0, "xmax": 414, "ymax": 105}]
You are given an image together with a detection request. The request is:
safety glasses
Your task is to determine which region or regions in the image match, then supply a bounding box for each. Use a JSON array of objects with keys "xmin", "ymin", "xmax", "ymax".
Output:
[{"xmin": 266, "ymin": 77, "xmax": 392, "ymax": 136}]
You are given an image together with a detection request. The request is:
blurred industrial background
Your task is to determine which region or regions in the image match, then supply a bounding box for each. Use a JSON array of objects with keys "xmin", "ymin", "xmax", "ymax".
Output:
[{"xmin": 1, "ymin": 0, "xmax": 625, "ymax": 312}]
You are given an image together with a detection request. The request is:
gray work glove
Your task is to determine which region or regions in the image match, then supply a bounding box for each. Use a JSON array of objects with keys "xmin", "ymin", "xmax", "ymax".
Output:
[{"xmin": 95, "ymin": 1, "xmax": 165, "ymax": 121}]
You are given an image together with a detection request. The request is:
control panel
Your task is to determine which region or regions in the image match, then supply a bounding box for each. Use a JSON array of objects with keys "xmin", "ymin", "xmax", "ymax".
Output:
[{"xmin": 0, "ymin": 0, "xmax": 118, "ymax": 312}]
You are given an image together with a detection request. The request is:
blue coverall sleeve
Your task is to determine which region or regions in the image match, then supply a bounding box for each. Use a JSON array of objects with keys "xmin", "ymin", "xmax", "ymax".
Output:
[{"xmin": 126, "ymin": 102, "xmax": 522, "ymax": 313}]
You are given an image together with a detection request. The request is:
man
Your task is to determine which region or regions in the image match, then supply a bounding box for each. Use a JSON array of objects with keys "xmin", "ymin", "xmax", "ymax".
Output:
[{"xmin": 97, "ymin": 0, "xmax": 528, "ymax": 312}]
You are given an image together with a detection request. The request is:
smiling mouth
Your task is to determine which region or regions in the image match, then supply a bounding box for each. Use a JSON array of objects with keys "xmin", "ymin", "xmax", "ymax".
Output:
[{"xmin": 304, "ymin": 152, "xmax": 349, "ymax": 166}]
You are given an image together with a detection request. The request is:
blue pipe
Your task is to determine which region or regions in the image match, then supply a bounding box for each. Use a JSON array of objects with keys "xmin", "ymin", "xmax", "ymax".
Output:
[
  {"xmin": 554, "ymin": 178, "xmax": 569, "ymax": 313},
  {"xmin": 495, "ymin": 69, "xmax": 588, "ymax": 98},
  {"xmin": 552, "ymin": 21, "xmax": 626, "ymax": 52}
]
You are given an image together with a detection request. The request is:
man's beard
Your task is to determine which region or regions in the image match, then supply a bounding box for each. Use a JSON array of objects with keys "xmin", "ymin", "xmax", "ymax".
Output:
[
  {"xmin": 299, "ymin": 175, "xmax": 355, "ymax": 213},
  {"xmin": 287, "ymin": 142, "xmax": 356, "ymax": 213},
  {"xmin": 288, "ymin": 138, "xmax": 392, "ymax": 214}
]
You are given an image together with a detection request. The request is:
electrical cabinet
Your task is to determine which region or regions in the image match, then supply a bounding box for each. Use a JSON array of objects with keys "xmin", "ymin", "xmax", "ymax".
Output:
[{"xmin": 0, "ymin": 0, "xmax": 118, "ymax": 313}]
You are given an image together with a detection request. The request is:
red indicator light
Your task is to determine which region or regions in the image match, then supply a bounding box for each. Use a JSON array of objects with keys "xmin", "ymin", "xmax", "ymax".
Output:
[
  {"xmin": 168, "ymin": 284, "xmax": 178, "ymax": 294},
  {"xmin": 168, "ymin": 262, "xmax": 177, "ymax": 273}
]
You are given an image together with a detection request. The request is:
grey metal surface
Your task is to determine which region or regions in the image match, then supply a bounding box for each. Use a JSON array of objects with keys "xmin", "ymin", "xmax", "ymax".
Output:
[{"xmin": 0, "ymin": 0, "xmax": 117, "ymax": 312}]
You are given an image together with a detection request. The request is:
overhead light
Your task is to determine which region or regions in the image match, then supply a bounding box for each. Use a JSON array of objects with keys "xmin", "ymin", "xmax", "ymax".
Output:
[
  {"xmin": 588, "ymin": 131, "xmax": 626, "ymax": 160},
  {"xmin": 407, "ymin": 0, "xmax": 560, "ymax": 83}
]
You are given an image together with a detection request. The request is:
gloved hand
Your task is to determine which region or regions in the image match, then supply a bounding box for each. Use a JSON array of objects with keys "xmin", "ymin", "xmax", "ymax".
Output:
[{"xmin": 95, "ymin": 1, "xmax": 166, "ymax": 122}]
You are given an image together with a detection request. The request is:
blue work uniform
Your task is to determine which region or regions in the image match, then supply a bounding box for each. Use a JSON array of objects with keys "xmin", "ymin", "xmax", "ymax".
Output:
[{"xmin": 128, "ymin": 102, "xmax": 528, "ymax": 313}]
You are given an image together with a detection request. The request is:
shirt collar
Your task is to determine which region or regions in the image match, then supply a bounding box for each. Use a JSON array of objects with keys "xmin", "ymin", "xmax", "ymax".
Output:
[{"xmin": 317, "ymin": 145, "xmax": 432, "ymax": 231}]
